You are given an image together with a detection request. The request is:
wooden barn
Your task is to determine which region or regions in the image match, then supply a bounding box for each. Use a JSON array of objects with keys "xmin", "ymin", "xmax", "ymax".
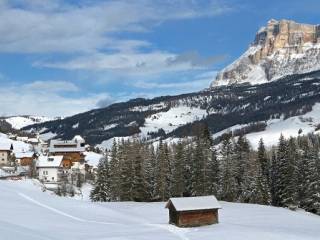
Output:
[{"xmin": 165, "ymin": 196, "xmax": 221, "ymax": 227}]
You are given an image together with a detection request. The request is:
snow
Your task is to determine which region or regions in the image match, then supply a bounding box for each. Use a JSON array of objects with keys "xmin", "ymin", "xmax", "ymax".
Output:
[
  {"xmin": 84, "ymin": 151, "xmax": 103, "ymax": 168},
  {"xmin": 167, "ymin": 196, "xmax": 221, "ymax": 211},
  {"xmin": 130, "ymin": 103, "xmax": 166, "ymax": 112},
  {"xmin": 0, "ymin": 133, "xmax": 31, "ymax": 154},
  {"xmin": 5, "ymin": 116, "xmax": 53, "ymax": 129},
  {"xmin": 1, "ymin": 180, "xmax": 320, "ymax": 240},
  {"xmin": 39, "ymin": 131, "xmax": 57, "ymax": 141},
  {"xmin": 15, "ymin": 151, "xmax": 34, "ymax": 159},
  {"xmin": 37, "ymin": 155, "xmax": 63, "ymax": 168},
  {"xmin": 97, "ymin": 136, "xmax": 131, "ymax": 150},
  {"xmin": 212, "ymin": 124, "xmax": 249, "ymax": 139},
  {"xmin": 247, "ymin": 103, "xmax": 320, "ymax": 148},
  {"xmin": 72, "ymin": 135, "xmax": 85, "ymax": 142},
  {"xmin": 103, "ymin": 123, "xmax": 118, "ymax": 130},
  {"xmin": 140, "ymin": 106, "xmax": 207, "ymax": 135}
]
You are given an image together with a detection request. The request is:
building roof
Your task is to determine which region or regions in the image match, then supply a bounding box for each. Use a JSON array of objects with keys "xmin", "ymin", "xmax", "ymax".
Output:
[
  {"xmin": 0, "ymin": 143, "xmax": 12, "ymax": 151},
  {"xmin": 166, "ymin": 196, "xmax": 221, "ymax": 211},
  {"xmin": 15, "ymin": 151, "xmax": 34, "ymax": 159},
  {"xmin": 49, "ymin": 139, "xmax": 85, "ymax": 153},
  {"xmin": 27, "ymin": 138, "xmax": 39, "ymax": 143},
  {"xmin": 37, "ymin": 155, "xmax": 63, "ymax": 168}
]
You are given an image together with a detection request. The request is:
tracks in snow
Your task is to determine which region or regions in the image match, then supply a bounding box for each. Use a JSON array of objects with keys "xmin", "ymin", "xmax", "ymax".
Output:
[{"xmin": 18, "ymin": 192, "xmax": 190, "ymax": 240}]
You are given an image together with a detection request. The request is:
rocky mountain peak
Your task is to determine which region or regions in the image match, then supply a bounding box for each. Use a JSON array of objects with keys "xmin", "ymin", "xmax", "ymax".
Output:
[{"xmin": 212, "ymin": 19, "xmax": 320, "ymax": 86}]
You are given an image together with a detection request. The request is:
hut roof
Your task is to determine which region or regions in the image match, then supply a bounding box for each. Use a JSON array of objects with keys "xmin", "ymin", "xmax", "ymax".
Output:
[{"xmin": 166, "ymin": 196, "xmax": 221, "ymax": 211}]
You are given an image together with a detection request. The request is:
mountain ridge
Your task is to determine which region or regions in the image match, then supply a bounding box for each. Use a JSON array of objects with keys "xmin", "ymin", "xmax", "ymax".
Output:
[{"xmin": 212, "ymin": 19, "xmax": 320, "ymax": 86}]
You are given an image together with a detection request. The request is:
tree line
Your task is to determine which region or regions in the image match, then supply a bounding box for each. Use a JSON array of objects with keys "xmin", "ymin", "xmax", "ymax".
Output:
[{"xmin": 90, "ymin": 125, "xmax": 320, "ymax": 215}]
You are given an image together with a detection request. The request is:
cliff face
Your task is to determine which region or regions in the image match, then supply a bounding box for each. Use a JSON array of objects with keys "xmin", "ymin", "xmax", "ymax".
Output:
[{"xmin": 213, "ymin": 19, "xmax": 320, "ymax": 86}]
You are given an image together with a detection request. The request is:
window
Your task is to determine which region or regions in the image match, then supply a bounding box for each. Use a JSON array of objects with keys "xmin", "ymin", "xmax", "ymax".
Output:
[{"xmin": 52, "ymin": 177, "xmax": 54, "ymax": 180}]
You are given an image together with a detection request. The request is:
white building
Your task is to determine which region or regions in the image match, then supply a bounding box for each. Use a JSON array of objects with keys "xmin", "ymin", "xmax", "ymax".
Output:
[
  {"xmin": 48, "ymin": 135, "xmax": 85, "ymax": 154},
  {"xmin": 37, "ymin": 155, "xmax": 63, "ymax": 183},
  {"xmin": 0, "ymin": 143, "xmax": 13, "ymax": 166}
]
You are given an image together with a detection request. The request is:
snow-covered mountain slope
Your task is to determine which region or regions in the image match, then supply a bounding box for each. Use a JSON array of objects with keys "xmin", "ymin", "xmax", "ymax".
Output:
[
  {"xmin": 1, "ymin": 180, "xmax": 320, "ymax": 240},
  {"xmin": 4, "ymin": 116, "xmax": 55, "ymax": 129},
  {"xmin": 23, "ymin": 70, "xmax": 320, "ymax": 148},
  {"xmin": 213, "ymin": 19, "xmax": 320, "ymax": 86}
]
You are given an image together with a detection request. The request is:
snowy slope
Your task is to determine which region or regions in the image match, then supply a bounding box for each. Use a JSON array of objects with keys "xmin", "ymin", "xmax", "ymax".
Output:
[
  {"xmin": 84, "ymin": 151, "xmax": 103, "ymax": 168},
  {"xmin": 140, "ymin": 106, "xmax": 207, "ymax": 136},
  {"xmin": 246, "ymin": 103, "xmax": 320, "ymax": 148},
  {"xmin": 5, "ymin": 116, "xmax": 54, "ymax": 129},
  {"xmin": 1, "ymin": 180, "xmax": 320, "ymax": 240},
  {"xmin": 209, "ymin": 103, "xmax": 320, "ymax": 149}
]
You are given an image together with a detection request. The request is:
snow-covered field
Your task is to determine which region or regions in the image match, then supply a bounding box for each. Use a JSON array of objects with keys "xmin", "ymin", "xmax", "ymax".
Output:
[{"xmin": 1, "ymin": 180, "xmax": 320, "ymax": 240}]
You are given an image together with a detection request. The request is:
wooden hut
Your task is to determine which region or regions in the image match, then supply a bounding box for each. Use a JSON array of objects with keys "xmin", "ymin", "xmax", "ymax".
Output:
[{"xmin": 165, "ymin": 196, "xmax": 221, "ymax": 227}]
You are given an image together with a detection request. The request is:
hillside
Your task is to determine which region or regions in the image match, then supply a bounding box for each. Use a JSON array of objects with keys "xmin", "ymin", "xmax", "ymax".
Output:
[
  {"xmin": 23, "ymin": 70, "xmax": 320, "ymax": 147},
  {"xmin": 1, "ymin": 180, "xmax": 319, "ymax": 240},
  {"xmin": 2, "ymin": 116, "xmax": 55, "ymax": 130}
]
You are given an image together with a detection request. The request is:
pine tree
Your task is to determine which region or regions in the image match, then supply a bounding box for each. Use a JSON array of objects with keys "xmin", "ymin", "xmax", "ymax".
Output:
[
  {"xmin": 307, "ymin": 145, "xmax": 320, "ymax": 214},
  {"xmin": 270, "ymin": 148, "xmax": 280, "ymax": 206},
  {"xmin": 219, "ymin": 136, "xmax": 237, "ymax": 202},
  {"xmin": 131, "ymin": 140, "xmax": 147, "ymax": 201},
  {"xmin": 119, "ymin": 140, "xmax": 133, "ymax": 201},
  {"xmin": 191, "ymin": 137, "xmax": 206, "ymax": 196},
  {"xmin": 90, "ymin": 156, "xmax": 110, "ymax": 202},
  {"xmin": 299, "ymin": 140, "xmax": 320, "ymax": 213},
  {"xmin": 109, "ymin": 140, "xmax": 120, "ymax": 200},
  {"xmin": 144, "ymin": 144, "xmax": 156, "ymax": 201},
  {"xmin": 235, "ymin": 135, "xmax": 251, "ymax": 200},
  {"xmin": 276, "ymin": 136, "xmax": 298, "ymax": 208},
  {"xmin": 154, "ymin": 140, "xmax": 170, "ymax": 201},
  {"xmin": 183, "ymin": 141, "xmax": 193, "ymax": 197},
  {"xmin": 171, "ymin": 141, "xmax": 185, "ymax": 197},
  {"xmin": 207, "ymin": 147, "xmax": 220, "ymax": 196},
  {"xmin": 256, "ymin": 138, "xmax": 271, "ymax": 204}
]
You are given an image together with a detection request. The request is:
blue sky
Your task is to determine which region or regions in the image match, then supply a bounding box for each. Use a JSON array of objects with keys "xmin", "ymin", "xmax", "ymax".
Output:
[{"xmin": 1, "ymin": 0, "xmax": 320, "ymax": 117}]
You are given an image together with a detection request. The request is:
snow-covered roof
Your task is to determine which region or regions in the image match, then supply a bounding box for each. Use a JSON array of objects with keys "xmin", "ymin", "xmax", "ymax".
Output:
[
  {"xmin": 37, "ymin": 155, "xmax": 63, "ymax": 168},
  {"xmin": 15, "ymin": 152, "xmax": 34, "ymax": 159},
  {"xmin": 27, "ymin": 138, "xmax": 39, "ymax": 143},
  {"xmin": 166, "ymin": 196, "xmax": 221, "ymax": 211},
  {"xmin": 0, "ymin": 143, "xmax": 12, "ymax": 151}
]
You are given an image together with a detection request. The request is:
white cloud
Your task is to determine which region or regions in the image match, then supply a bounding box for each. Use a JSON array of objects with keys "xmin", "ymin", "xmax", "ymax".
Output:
[
  {"xmin": 35, "ymin": 51, "xmax": 224, "ymax": 76},
  {"xmin": 23, "ymin": 80, "xmax": 79, "ymax": 93},
  {"xmin": 35, "ymin": 52, "xmax": 198, "ymax": 74},
  {"xmin": 0, "ymin": 0, "xmax": 231, "ymax": 53},
  {"xmin": 132, "ymin": 71, "xmax": 218, "ymax": 91},
  {"xmin": 0, "ymin": 81, "xmax": 109, "ymax": 117}
]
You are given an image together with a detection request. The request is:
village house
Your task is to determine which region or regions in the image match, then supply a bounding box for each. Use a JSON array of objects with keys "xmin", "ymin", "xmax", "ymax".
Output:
[
  {"xmin": 15, "ymin": 151, "xmax": 35, "ymax": 166},
  {"xmin": 165, "ymin": 196, "xmax": 221, "ymax": 228},
  {"xmin": 37, "ymin": 155, "xmax": 64, "ymax": 183},
  {"xmin": 0, "ymin": 143, "xmax": 13, "ymax": 166},
  {"xmin": 49, "ymin": 135, "xmax": 85, "ymax": 168}
]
